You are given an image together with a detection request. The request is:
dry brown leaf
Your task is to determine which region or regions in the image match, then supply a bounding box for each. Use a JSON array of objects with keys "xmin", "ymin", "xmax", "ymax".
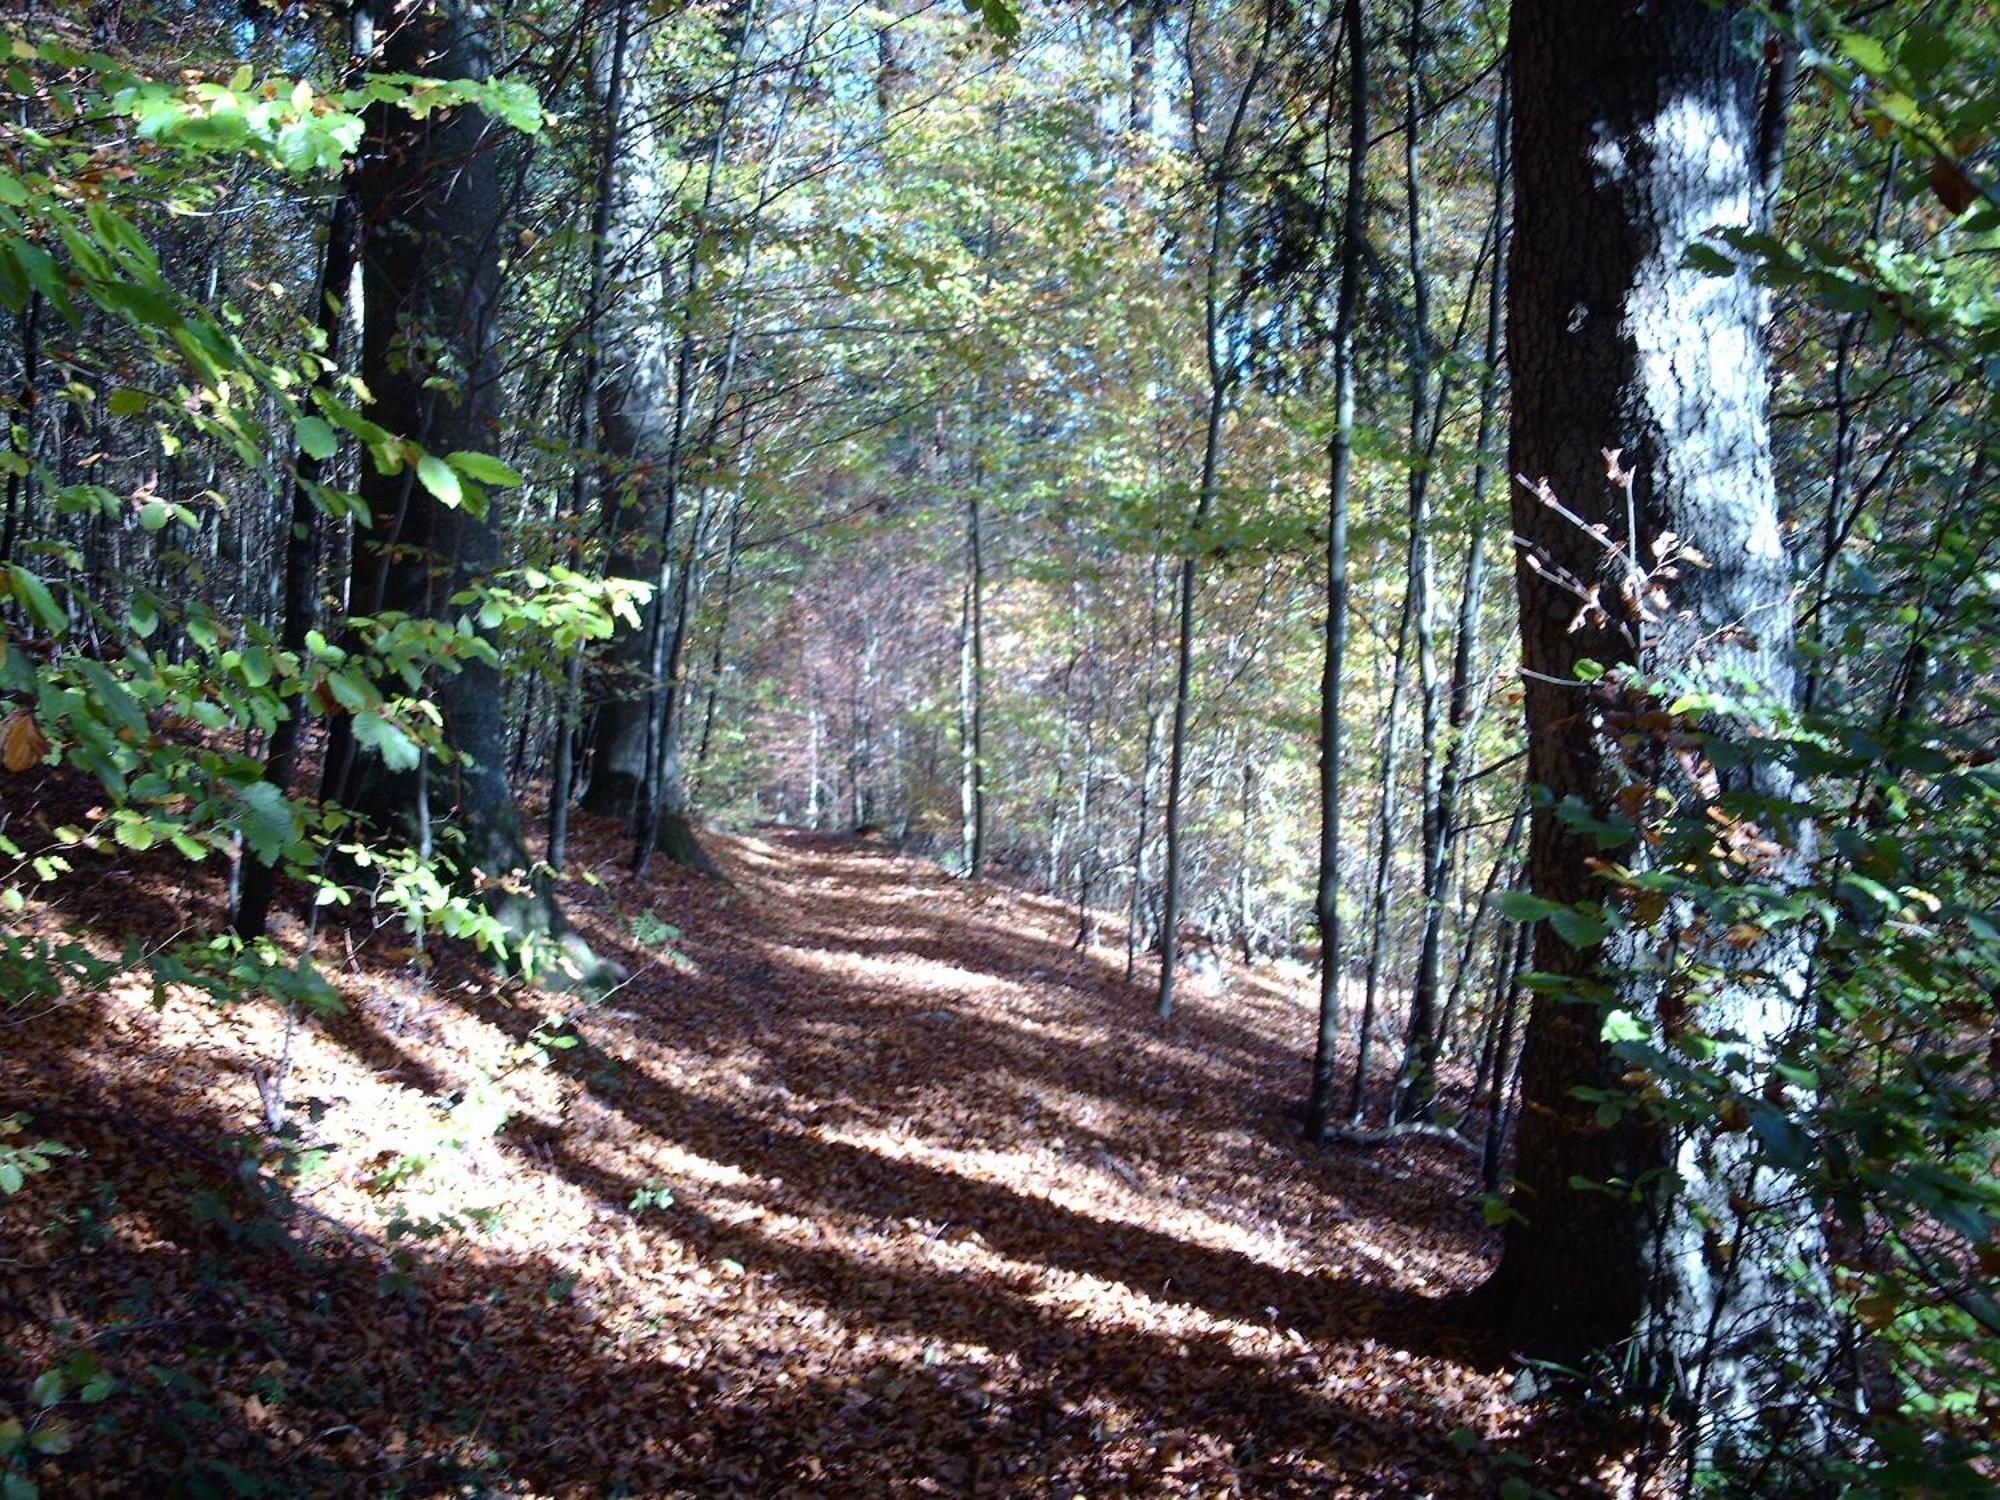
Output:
[{"xmin": 1, "ymin": 705, "xmax": 49, "ymax": 771}]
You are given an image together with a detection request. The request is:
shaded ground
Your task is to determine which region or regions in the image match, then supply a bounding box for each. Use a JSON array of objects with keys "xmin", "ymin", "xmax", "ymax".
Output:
[{"xmin": 2, "ymin": 808, "xmax": 1628, "ymax": 1496}]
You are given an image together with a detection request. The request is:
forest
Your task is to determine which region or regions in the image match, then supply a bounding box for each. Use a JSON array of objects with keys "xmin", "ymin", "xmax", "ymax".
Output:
[{"xmin": 0, "ymin": 0, "xmax": 1995, "ymax": 1492}]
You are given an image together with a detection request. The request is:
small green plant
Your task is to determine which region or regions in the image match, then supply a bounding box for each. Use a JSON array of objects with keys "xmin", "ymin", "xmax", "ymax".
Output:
[
  {"xmin": 628, "ymin": 1179, "xmax": 675, "ymax": 1215},
  {"xmin": 0, "ymin": 1115, "xmax": 69, "ymax": 1195}
]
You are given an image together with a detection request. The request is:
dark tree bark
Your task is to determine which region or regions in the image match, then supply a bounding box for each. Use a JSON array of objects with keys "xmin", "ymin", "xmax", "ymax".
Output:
[
  {"xmin": 548, "ymin": 0, "xmax": 633, "ymax": 874},
  {"xmin": 1391, "ymin": 0, "xmax": 1443, "ymax": 1122},
  {"xmin": 232, "ymin": 172, "xmax": 359, "ymax": 940},
  {"xmin": 1481, "ymin": 0, "xmax": 1816, "ymax": 1432},
  {"xmin": 341, "ymin": 0, "xmax": 606, "ymax": 986}
]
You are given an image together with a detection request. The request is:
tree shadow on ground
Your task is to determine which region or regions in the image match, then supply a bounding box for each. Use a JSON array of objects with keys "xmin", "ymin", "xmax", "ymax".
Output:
[{"xmin": 4, "ymin": 818, "xmax": 1618, "ymax": 1495}]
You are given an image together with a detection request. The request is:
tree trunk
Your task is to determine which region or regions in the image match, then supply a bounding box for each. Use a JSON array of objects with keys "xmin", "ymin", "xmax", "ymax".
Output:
[
  {"xmin": 233, "ymin": 152, "xmax": 360, "ymax": 939},
  {"xmin": 1126, "ymin": 556, "xmax": 1167, "ymax": 983},
  {"xmin": 1350, "ymin": 603, "xmax": 1409, "ymax": 1121},
  {"xmin": 1399, "ymin": 56, "xmax": 1510, "ymax": 1123},
  {"xmin": 342, "ymin": 0, "xmax": 604, "ymax": 986},
  {"xmin": 958, "ymin": 485, "xmax": 986, "ymax": 878},
  {"xmin": 1481, "ymin": 0, "xmax": 1817, "ymax": 1438},
  {"xmin": 586, "ymin": 0, "xmax": 756, "ymax": 880},
  {"xmin": 1307, "ymin": 0, "xmax": 1368, "ymax": 1144},
  {"xmin": 548, "ymin": 0, "xmax": 632, "ymax": 872},
  {"xmin": 1156, "ymin": 4, "xmax": 1275, "ymax": 1020},
  {"xmin": 1392, "ymin": 0, "xmax": 1444, "ymax": 1123}
]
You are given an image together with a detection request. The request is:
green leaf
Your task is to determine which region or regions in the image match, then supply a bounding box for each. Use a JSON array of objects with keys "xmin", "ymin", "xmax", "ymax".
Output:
[
  {"xmin": 977, "ymin": 0, "xmax": 1021, "ymax": 39},
  {"xmin": 446, "ymin": 449, "xmax": 522, "ymax": 487},
  {"xmin": 233, "ymin": 780, "xmax": 296, "ymax": 865},
  {"xmin": 323, "ymin": 668, "xmax": 375, "ymax": 712},
  {"xmin": 1493, "ymin": 890, "xmax": 1561, "ymax": 922},
  {"xmin": 6, "ymin": 566, "xmax": 67, "ymax": 635},
  {"xmin": 1747, "ymin": 1104, "xmax": 1812, "ymax": 1173},
  {"xmin": 295, "ymin": 416, "xmax": 338, "ymax": 460},
  {"xmin": 1682, "ymin": 243, "xmax": 1738, "ymax": 278},
  {"xmin": 416, "ymin": 452, "xmax": 462, "ymax": 507},
  {"xmin": 1601, "ymin": 1009, "xmax": 1648, "ymax": 1044},
  {"xmin": 1836, "ymin": 31, "xmax": 1892, "ymax": 78},
  {"xmin": 73, "ymin": 659, "xmax": 148, "ymax": 740},
  {"xmin": 352, "ymin": 710, "xmax": 420, "ymax": 772},
  {"xmin": 1550, "ymin": 906, "xmax": 1609, "ymax": 949}
]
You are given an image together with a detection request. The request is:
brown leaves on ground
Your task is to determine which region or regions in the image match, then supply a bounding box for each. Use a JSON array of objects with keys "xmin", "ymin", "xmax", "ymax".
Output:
[{"xmin": 1, "ymin": 807, "xmax": 1629, "ymax": 1497}]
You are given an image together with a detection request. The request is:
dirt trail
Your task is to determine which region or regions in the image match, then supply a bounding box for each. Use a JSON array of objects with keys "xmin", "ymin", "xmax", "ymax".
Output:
[{"xmin": 4, "ymin": 823, "xmax": 1610, "ymax": 1496}]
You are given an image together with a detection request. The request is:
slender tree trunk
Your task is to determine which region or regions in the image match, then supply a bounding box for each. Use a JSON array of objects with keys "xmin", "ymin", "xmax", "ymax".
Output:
[
  {"xmin": 0, "ymin": 296, "xmax": 40, "ymax": 570},
  {"xmin": 233, "ymin": 160, "xmax": 360, "ymax": 938},
  {"xmin": 1157, "ymin": 4, "xmax": 1274, "ymax": 1019},
  {"xmin": 1350, "ymin": 605, "xmax": 1410, "ymax": 1120},
  {"xmin": 1126, "ymin": 554, "xmax": 1167, "ymax": 982},
  {"xmin": 1479, "ymin": 917, "xmax": 1530, "ymax": 1192},
  {"xmin": 1399, "ymin": 54, "xmax": 1511, "ymax": 1122},
  {"xmin": 1442, "ymin": 791, "xmax": 1525, "ymax": 1060},
  {"xmin": 1390, "ymin": 0, "xmax": 1446, "ymax": 1122},
  {"xmin": 1307, "ymin": 0, "xmax": 1368, "ymax": 1143},
  {"xmin": 1127, "ymin": 0, "xmax": 1155, "ymax": 137},
  {"xmin": 694, "ymin": 495, "xmax": 747, "ymax": 778},
  {"xmin": 1072, "ymin": 602, "xmax": 1100, "ymax": 948},
  {"xmin": 958, "ymin": 485, "xmax": 986, "ymax": 878}
]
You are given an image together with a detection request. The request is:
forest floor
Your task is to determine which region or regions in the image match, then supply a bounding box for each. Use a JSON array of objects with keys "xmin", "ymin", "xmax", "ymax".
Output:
[{"xmin": 3, "ymin": 803, "xmax": 1636, "ymax": 1497}]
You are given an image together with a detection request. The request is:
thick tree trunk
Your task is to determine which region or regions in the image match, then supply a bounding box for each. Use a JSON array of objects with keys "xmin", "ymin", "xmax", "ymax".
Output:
[
  {"xmin": 576, "ymin": 1, "xmax": 679, "ymax": 828},
  {"xmin": 342, "ymin": 0, "xmax": 605, "ymax": 987},
  {"xmin": 1482, "ymin": 0, "xmax": 1817, "ymax": 1440},
  {"xmin": 548, "ymin": 0, "xmax": 632, "ymax": 872},
  {"xmin": 584, "ymin": 0, "xmax": 753, "ymax": 881}
]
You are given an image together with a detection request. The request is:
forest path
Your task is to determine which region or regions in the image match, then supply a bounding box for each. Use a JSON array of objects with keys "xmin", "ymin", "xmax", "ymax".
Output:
[
  {"xmin": 499, "ymin": 826, "xmax": 1566, "ymax": 1494},
  {"xmin": 9, "ymin": 823, "xmax": 1607, "ymax": 1495}
]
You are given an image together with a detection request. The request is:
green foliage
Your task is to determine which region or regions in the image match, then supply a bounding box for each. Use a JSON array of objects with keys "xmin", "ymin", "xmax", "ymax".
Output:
[
  {"xmin": 1539, "ymin": 637, "xmax": 1998, "ymax": 1486},
  {"xmin": 0, "ymin": 1114, "xmax": 70, "ymax": 1195}
]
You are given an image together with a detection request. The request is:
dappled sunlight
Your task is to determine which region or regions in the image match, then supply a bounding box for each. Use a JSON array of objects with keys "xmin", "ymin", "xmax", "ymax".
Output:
[{"xmin": 1, "ymin": 818, "xmax": 1627, "ymax": 1493}]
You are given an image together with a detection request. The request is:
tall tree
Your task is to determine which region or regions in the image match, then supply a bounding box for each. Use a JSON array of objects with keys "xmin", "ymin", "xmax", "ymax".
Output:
[
  {"xmin": 1306, "ymin": 0, "xmax": 1369, "ymax": 1143},
  {"xmin": 1481, "ymin": 0, "xmax": 1815, "ymax": 1438},
  {"xmin": 1155, "ymin": 0, "xmax": 1275, "ymax": 1019},
  {"xmin": 337, "ymin": 0, "xmax": 602, "ymax": 980}
]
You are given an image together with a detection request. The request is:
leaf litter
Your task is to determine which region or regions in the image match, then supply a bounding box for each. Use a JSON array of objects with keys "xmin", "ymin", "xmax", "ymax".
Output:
[{"xmin": 1, "ymin": 801, "xmax": 1632, "ymax": 1495}]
